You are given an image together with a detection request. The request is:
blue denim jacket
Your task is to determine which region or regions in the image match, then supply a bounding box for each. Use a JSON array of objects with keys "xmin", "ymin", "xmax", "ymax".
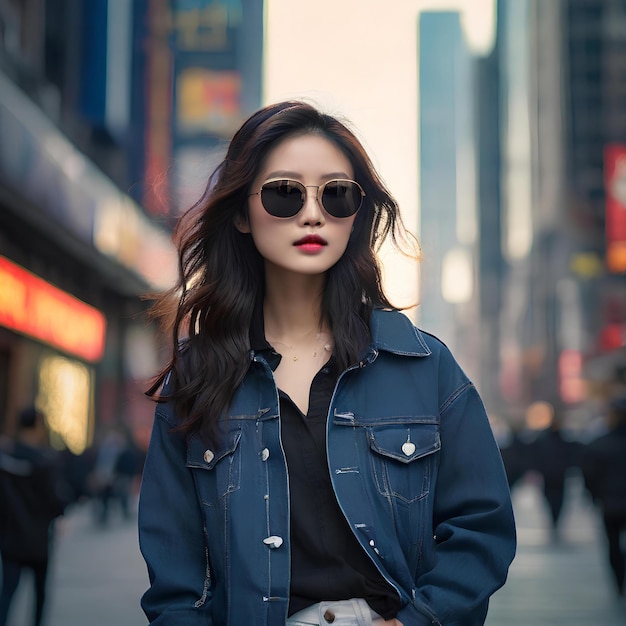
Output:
[{"xmin": 139, "ymin": 310, "xmax": 516, "ymax": 625}]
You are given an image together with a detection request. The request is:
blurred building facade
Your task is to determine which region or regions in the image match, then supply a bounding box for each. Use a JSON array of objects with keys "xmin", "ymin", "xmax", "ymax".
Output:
[
  {"xmin": 418, "ymin": 11, "xmax": 482, "ymax": 385},
  {"xmin": 478, "ymin": 0, "xmax": 626, "ymax": 423},
  {"xmin": 417, "ymin": 0, "xmax": 626, "ymax": 426},
  {"xmin": 0, "ymin": 0, "xmax": 262, "ymax": 452}
]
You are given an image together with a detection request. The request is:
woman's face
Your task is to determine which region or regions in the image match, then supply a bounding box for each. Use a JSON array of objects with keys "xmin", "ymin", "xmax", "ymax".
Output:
[{"xmin": 241, "ymin": 133, "xmax": 358, "ymax": 279}]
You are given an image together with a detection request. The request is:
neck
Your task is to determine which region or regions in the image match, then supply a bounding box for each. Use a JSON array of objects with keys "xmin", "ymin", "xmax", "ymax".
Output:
[{"xmin": 263, "ymin": 272, "xmax": 327, "ymax": 340}]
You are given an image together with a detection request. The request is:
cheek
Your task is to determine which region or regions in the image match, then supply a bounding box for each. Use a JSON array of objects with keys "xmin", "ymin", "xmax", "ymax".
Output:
[
  {"xmin": 338, "ymin": 218, "xmax": 357, "ymax": 246},
  {"xmin": 248, "ymin": 213, "xmax": 280, "ymax": 254},
  {"xmin": 246, "ymin": 200, "xmax": 272, "ymax": 236},
  {"xmin": 324, "ymin": 221, "xmax": 356, "ymax": 265}
]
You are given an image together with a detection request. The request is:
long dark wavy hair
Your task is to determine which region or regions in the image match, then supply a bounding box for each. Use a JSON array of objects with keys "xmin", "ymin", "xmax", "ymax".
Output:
[{"xmin": 147, "ymin": 100, "xmax": 416, "ymax": 443}]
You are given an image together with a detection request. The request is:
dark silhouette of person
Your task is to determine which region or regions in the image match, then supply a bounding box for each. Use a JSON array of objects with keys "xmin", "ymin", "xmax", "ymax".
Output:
[
  {"xmin": 59, "ymin": 445, "xmax": 95, "ymax": 506},
  {"xmin": 529, "ymin": 411, "xmax": 583, "ymax": 535},
  {"xmin": 499, "ymin": 428, "xmax": 531, "ymax": 490},
  {"xmin": 582, "ymin": 394, "xmax": 626, "ymax": 596},
  {"xmin": 90, "ymin": 427, "xmax": 125, "ymax": 526},
  {"xmin": 0, "ymin": 406, "xmax": 70, "ymax": 626},
  {"xmin": 113, "ymin": 429, "xmax": 142, "ymax": 520}
]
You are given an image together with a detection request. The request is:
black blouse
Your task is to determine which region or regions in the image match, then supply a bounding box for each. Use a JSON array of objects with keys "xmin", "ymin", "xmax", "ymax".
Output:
[{"xmin": 251, "ymin": 319, "xmax": 400, "ymax": 619}]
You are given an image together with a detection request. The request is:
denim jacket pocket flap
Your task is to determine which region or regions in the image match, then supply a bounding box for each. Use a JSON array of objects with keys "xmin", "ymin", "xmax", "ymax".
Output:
[
  {"xmin": 186, "ymin": 428, "xmax": 242, "ymax": 471},
  {"xmin": 368, "ymin": 423, "xmax": 440, "ymax": 464}
]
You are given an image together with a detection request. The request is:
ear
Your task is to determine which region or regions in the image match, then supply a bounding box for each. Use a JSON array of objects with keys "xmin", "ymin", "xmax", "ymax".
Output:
[{"xmin": 234, "ymin": 214, "xmax": 250, "ymax": 233}]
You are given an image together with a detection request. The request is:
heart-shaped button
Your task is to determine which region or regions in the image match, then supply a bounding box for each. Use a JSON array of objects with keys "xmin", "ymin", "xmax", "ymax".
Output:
[
  {"xmin": 263, "ymin": 536, "xmax": 283, "ymax": 549},
  {"xmin": 402, "ymin": 441, "xmax": 416, "ymax": 456}
]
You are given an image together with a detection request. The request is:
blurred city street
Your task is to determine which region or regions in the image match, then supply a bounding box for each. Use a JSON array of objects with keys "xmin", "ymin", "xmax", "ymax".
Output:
[
  {"xmin": 486, "ymin": 476, "xmax": 626, "ymax": 626},
  {"xmin": 8, "ymin": 498, "xmax": 147, "ymax": 626},
  {"xmin": 1, "ymin": 2, "xmax": 626, "ymax": 625},
  {"xmin": 4, "ymin": 475, "xmax": 625, "ymax": 626}
]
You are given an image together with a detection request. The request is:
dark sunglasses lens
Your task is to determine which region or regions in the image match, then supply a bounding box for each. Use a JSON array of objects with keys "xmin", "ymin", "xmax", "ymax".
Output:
[
  {"xmin": 260, "ymin": 180, "xmax": 304, "ymax": 217},
  {"xmin": 321, "ymin": 181, "xmax": 362, "ymax": 217}
]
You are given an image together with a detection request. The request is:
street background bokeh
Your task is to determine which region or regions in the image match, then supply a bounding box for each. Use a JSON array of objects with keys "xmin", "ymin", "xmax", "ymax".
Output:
[{"xmin": 1, "ymin": 0, "xmax": 626, "ymax": 624}]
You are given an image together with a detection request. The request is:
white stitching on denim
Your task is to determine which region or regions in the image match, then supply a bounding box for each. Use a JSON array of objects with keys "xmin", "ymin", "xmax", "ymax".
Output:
[{"xmin": 194, "ymin": 544, "xmax": 211, "ymax": 607}]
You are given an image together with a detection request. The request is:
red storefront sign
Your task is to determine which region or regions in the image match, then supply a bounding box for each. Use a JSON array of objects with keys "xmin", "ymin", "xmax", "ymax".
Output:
[
  {"xmin": 0, "ymin": 256, "xmax": 106, "ymax": 362},
  {"xmin": 604, "ymin": 143, "xmax": 626, "ymax": 273}
]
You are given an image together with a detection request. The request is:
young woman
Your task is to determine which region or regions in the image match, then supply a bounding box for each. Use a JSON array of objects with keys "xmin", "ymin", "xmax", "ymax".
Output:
[{"xmin": 138, "ymin": 101, "xmax": 516, "ymax": 626}]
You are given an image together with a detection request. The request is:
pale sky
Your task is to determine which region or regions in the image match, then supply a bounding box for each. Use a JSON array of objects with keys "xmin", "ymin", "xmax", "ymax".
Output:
[{"xmin": 263, "ymin": 0, "xmax": 496, "ymax": 312}]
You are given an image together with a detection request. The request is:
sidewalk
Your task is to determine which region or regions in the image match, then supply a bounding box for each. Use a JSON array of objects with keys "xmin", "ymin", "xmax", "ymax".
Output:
[
  {"xmin": 486, "ymin": 475, "xmax": 626, "ymax": 626},
  {"xmin": 6, "ymin": 476, "xmax": 626, "ymax": 625},
  {"xmin": 8, "ymin": 500, "xmax": 147, "ymax": 626}
]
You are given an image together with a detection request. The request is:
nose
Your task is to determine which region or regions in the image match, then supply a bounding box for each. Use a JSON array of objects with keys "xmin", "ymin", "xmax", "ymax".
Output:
[{"xmin": 298, "ymin": 185, "xmax": 325, "ymax": 226}]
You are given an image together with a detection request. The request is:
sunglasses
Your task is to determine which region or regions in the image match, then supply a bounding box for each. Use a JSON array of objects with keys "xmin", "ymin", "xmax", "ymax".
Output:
[{"xmin": 249, "ymin": 178, "xmax": 365, "ymax": 218}]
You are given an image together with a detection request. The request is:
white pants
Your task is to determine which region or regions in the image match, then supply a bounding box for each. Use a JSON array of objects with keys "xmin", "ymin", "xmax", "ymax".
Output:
[{"xmin": 286, "ymin": 599, "xmax": 382, "ymax": 626}]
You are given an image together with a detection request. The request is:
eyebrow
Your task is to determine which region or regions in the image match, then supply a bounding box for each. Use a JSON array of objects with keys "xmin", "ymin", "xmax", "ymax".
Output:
[{"xmin": 264, "ymin": 170, "xmax": 352, "ymax": 181}]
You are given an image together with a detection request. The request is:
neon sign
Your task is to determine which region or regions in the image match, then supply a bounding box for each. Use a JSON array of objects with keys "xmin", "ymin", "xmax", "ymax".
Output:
[
  {"xmin": 605, "ymin": 144, "xmax": 626, "ymax": 273},
  {"xmin": 0, "ymin": 256, "xmax": 106, "ymax": 362}
]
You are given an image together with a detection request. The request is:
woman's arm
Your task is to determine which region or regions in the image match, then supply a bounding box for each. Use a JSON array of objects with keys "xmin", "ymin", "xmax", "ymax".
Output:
[
  {"xmin": 139, "ymin": 404, "xmax": 214, "ymax": 625},
  {"xmin": 401, "ymin": 384, "xmax": 516, "ymax": 625}
]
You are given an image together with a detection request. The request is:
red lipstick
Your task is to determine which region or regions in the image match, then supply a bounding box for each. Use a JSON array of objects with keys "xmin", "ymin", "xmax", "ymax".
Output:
[{"xmin": 294, "ymin": 234, "xmax": 327, "ymax": 253}]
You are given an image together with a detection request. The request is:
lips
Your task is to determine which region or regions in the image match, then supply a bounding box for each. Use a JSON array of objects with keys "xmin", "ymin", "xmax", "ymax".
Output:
[
  {"xmin": 294, "ymin": 235, "xmax": 327, "ymax": 246},
  {"xmin": 293, "ymin": 234, "xmax": 327, "ymax": 253}
]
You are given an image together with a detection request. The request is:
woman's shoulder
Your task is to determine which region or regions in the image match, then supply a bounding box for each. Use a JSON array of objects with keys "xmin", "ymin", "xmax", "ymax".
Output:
[
  {"xmin": 370, "ymin": 308, "xmax": 455, "ymax": 358},
  {"xmin": 150, "ymin": 369, "xmax": 185, "ymax": 428},
  {"xmin": 370, "ymin": 310, "xmax": 473, "ymax": 402}
]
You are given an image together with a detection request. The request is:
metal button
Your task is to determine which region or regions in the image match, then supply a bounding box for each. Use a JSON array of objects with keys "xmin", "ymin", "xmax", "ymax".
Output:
[
  {"xmin": 261, "ymin": 448, "xmax": 270, "ymax": 461},
  {"xmin": 323, "ymin": 609, "xmax": 336, "ymax": 623},
  {"xmin": 263, "ymin": 535, "xmax": 283, "ymax": 549},
  {"xmin": 203, "ymin": 450, "xmax": 214, "ymax": 463},
  {"xmin": 402, "ymin": 441, "xmax": 416, "ymax": 456}
]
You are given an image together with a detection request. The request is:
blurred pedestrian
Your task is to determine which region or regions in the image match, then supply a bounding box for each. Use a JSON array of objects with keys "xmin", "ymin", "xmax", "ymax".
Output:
[
  {"xmin": 498, "ymin": 426, "xmax": 531, "ymax": 490},
  {"xmin": 138, "ymin": 100, "xmax": 516, "ymax": 625},
  {"xmin": 0, "ymin": 406, "xmax": 70, "ymax": 626},
  {"xmin": 582, "ymin": 394, "xmax": 626, "ymax": 596},
  {"xmin": 528, "ymin": 406, "xmax": 583, "ymax": 536},
  {"xmin": 59, "ymin": 446, "xmax": 95, "ymax": 506},
  {"xmin": 113, "ymin": 429, "xmax": 142, "ymax": 520},
  {"xmin": 90, "ymin": 426, "xmax": 125, "ymax": 526},
  {"xmin": 526, "ymin": 401, "xmax": 581, "ymax": 540}
]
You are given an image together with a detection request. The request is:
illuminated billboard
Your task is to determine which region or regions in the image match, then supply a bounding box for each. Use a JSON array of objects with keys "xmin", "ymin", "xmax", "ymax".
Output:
[
  {"xmin": 0, "ymin": 256, "xmax": 106, "ymax": 362},
  {"xmin": 605, "ymin": 143, "xmax": 626, "ymax": 273}
]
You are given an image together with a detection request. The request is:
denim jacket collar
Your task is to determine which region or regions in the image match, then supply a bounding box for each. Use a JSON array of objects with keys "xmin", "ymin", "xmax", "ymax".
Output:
[
  {"xmin": 248, "ymin": 308, "xmax": 432, "ymax": 364},
  {"xmin": 370, "ymin": 309, "xmax": 431, "ymax": 357}
]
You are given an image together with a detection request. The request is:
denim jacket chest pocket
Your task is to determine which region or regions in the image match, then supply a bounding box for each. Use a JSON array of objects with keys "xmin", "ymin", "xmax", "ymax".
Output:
[
  {"xmin": 186, "ymin": 426, "xmax": 242, "ymax": 507},
  {"xmin": 346, "ymin": 417, "xmax": 441, "ymax": 504}
]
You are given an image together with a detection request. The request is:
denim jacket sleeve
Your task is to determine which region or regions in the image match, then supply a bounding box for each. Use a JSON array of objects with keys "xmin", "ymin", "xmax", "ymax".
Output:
[
  {"xmin": 138, "ymin": 399, "xmax": 214, "ymax": 625},
  {"xmin": 399, "ymin": 373, "xmax": 516, "ymax": 625}
]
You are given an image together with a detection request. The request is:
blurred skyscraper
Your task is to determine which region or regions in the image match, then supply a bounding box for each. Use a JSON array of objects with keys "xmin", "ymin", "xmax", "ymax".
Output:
[
  {"xmin": 417, "ymin": 0, "xmax": 626, "ymax": 425},
  {"xmin": 471, "ymin": 0, "xmax": 626, "ymax": 422},
  {"xmin": 418, "ymin": 11, "xmax": 482, "ymax": 385},
  {"xmin": 0, "ymin": 0, "xmax": 263, "ymax": 450}
]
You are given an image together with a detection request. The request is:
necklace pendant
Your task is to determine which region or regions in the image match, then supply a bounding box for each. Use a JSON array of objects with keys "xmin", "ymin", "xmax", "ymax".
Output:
[{"xmin": 292, "ymin": 355, "xmax": 298, "ymax": 362}]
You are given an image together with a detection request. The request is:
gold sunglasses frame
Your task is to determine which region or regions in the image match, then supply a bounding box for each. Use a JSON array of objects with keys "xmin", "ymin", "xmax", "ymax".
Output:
[{"xmin": 248, "ymin": 178, "xmax": 366, "ymax": 217}]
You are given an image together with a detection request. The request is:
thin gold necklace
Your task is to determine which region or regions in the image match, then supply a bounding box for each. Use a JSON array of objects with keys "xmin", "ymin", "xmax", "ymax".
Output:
[{"xmin": 267, "ymin": 331, "xmax": 333, "ymax": 362}]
